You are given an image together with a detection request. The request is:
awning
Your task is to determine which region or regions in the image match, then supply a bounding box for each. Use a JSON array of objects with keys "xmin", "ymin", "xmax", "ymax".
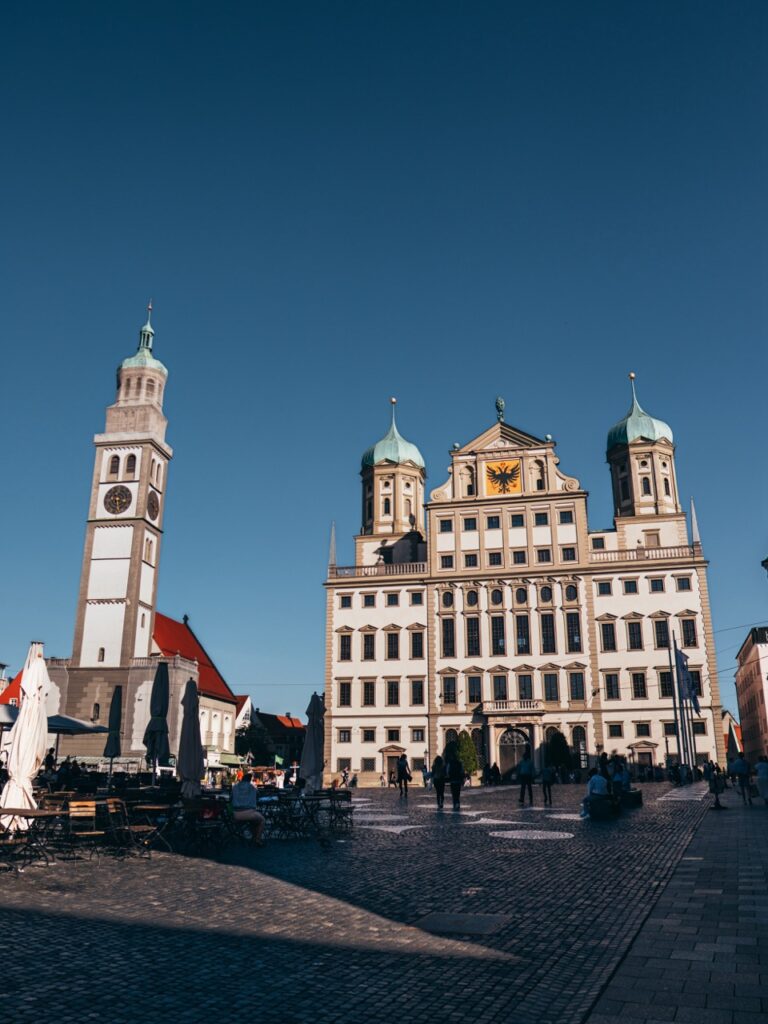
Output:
[{"xmin": 218, "ymin": 753, "xmax": 243, "ymax": 766}]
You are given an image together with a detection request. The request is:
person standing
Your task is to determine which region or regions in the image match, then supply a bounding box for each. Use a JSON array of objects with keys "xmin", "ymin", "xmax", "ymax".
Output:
[
  {"xmin": 518, "ymin": 747, "xmax": 534, "ymax": 806},
  {"xmin": 755, "ymin": 756, "xmax": 768, "ymax": 806},
  {"xmin": 396, "ymin": 753, "xmax": 412, "ymax": 797},
  {"xmin": 446, "ymin": 750, "xmax": 465, "ymax": 810},
  {"xmin": 541, "ymin": 763, "xmax": 555, "ymax": 806},
  {"xmin": 732, "ymin": 752, "xmax": 752, "ymax": 805},
  {"xmin": 431, "ymin": 755, "xmax": 447, "ymax": 809}
]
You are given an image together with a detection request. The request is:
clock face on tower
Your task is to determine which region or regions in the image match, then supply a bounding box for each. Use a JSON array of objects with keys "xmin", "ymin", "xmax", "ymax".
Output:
[
  {"xmin": 104, "ymin": 485, "xmax": 132, "ymax": 515},
  {"xmin": 147, "ymin": 490, "xmax": 160, "ymax": 521}
]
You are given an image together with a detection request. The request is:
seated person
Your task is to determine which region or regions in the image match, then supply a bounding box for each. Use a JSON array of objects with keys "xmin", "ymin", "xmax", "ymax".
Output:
[
  {"xmin": 231, "ymin": 771, "xmax": 266, "ymax": 845},
  {"xmin": 581, "ymin": 767, "xmax": 609, "ymax": 817}
]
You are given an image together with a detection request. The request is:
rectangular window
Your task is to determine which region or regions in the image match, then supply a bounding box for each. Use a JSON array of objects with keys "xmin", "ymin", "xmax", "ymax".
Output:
[
  {"xmin": 601, "ymin": 622, "xmax": 617, "ymax": 652},
  {"xmin": 339, "ymin": 634, "xmax": 352, "ymax": 661},
  {"xmin": 386, "ymin": 632, "xmax": 399, "ymax": 660},
  {"xmin": 361, "ymin": 757, "xmax": 376, "ymax": 772},
  {"xmin": 608, "ymin": 723, "xmax": 623, "ymax": 738},
  {"xmin": 487, "ymin": 515, "xmax": 500, "ymax": 529},
  {"xmin": 681, "ymin": 619, "xmax": 698, "ymax": 647},
  {"xmin": 442, "ymin": 676, "xmax": 457, "ymax": 705},
  {"xmin": 565, "ymin": 611, "xmax": 582, "ymax": 653},
  {"xmin": 363, "ymin": 594, "xmax": 376, "ymax": 607},
  {"xmin": 467, "ymin": 676, "xmax": 482, "ymax": 703},
  {"xmin": 386, "ymin": 593, "xmax": 399, "ymax": 607},
  {"xmin": 463, "ymin": 518, "xmax": 477, "ymax": 531},
  {"xmin": 689, "ymin": 670, "xmax": 702, "ymax": 697},
  {"xmin": 676, "ymin": 577, "xmax": 692, "ymax": 592},
  {"xmin": 386, "ymin": 680, "xmax": 400, "ymax": 706},
  {"xmin": 488, "ymin": 551, "xmax": 503, "ymax": 566},
  {"xmin": 510, "ymin": 514, "xmax": 524, "ymax": 528},
  {"xmin": 512, "ymin": 550, "xmax": 527, "ymax": 564},
  {"xmin": 544, "ymin": 673, "xmax": 559, "ymax": 702},
  {"xmin": 410, "ymin": 591, "xmax": 424, "ymax": 605},
  {"xmin": 541, "ymin": 613, "xmax": 556, "ymax": 654},
  {"xmin": 464, "ymin": 553, "xmax": 478, "ymax": 568},
  {"xmin": 411, "ymin": 631, "xmax": 424, "ymax": 659},
  {"xmin": 562, "ymin": 547, "xmax": 576, "ymax": 562},
  {"xmin": 654, "ymin": 619, "xmax": 670, "ymax": 649},
  {"xmin": 631, "ymin": 672, "xmax": 647, "ymax": 699},
  {"xmin": 650, "ymin": 578, "xmax": 665, "ymax": 593},
  {"xmin": 659, "ymin": 671, "xmax": 674, "ymax": 698},
  {"xmin": 635, "ymin": 723, "xmax": 651, "ymax": 737},
  {"xmin": 491, "ymin": 615, "xmax": 506, "ymax": 656},
  {"xmin": 516, "ymin": 614, "xmax": 531, "ymax": 655},
  {"xmin": 518, "ymin": 674, "xmax": 533, "ymax": 700},
  {"xmin": 339, "ymin": 682, "xmax": 351, "ymax": 707},
  {"xmin": 412, "ymin": 727, "xmax": 425, "ymax": 743},
  {"xmin": 604, "ymin": 673, "xmax": 620, "ymax": 700},
  {"xmin": 337, "ymin": 757, "xmax": 352, "ymax": 771},
  {"xmin": 597, "ymin": 581, "xmax": 612, "ymax": 595},
  {"xmin": 663, "ymin": 722, "xmax": 677, "ymax": 737},
  {"xmin": 439, "ymin": 520, "xmax": 453, "ymax": 533},
  {"xmin": 338, "ymin": 729, "xmax": 351, "ymax": 743},
  {"xmin": 592, "ymin": 537, "xmax": 605, "ymax": 550},
  {"xmin": 627, "ymin": 621, "xmax": 643, "ymax": 651},
  {"xmin": 559, "ymin": 510, "xmax": 574, "ymax": 524},
  {"xmin": 362, "ymin": 728, "xmax": 376, "ymax": 742},
  {"xmin": 340, "ymin": 595, "xmax": 352, "ymax": 608},
  {"xmin": 441, "ymin": 618, "xmax": 455, "ymax": 657},
  {"xmin": 440, "ymin": 555, "xmax": 454, "ymax": 569},
  {"xmin": 569, "ymin": 672, "xmax": 585, "ymax": 701},
  {"xmin": 386, "ymin": 728, "xmax": 400, "ymax": 743},
  {"xmin": 537, "ymin": 548, "xmax": 552, "ymax": 563},
  {"xmin": 362, "ymin": 681, "xmax": 375, "ymax": 706},
  {"xmin": 534, "ymin": 512, "xmax": 549, "ymax": 526},
  {"xmin": 466, "ymin": 617, "xmax": 481, "ymax": 657},
  {"xmin": 411, "ymin": 679, "xmax": 424, "ymax": 705},
  {"xmin": 623, "ymin": 579, "xmax": 638, "ymax": 595},
  {"xmin": 363, "ymin": 633, "xmax": 375, "ymax": 660},
  {"xmin": 692, "ymin": 721, "xmax": 706, "ymax": 736},
  {"xmin": 493, "ymin": 675, "xmax": 508, "ymax": 701}
]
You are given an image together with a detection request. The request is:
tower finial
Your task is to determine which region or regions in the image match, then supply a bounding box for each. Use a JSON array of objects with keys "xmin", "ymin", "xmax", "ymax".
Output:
[
  {"xmin": 628, "ymin": 371, "xmax": 638, "ymax": 403},
  {"xmin": 328, "ymin": 521, "xmax": 337, "ymax": 568},
  {"xmin": 147, "ymin": 298, "xmax": 153, "ymax": 325},
  {"xmin": 138, "ymin": 300, "xmax": 155, "ymax": 351},
  {"xmin": 390, "ymin": 396, "xmax": 397, "ymax": 428}
]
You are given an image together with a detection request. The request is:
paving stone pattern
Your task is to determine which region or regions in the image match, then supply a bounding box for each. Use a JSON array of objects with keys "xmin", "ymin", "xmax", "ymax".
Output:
[
  {"xmin": 587, "ymin": 787, "xmax": 768, "ymax": 1024},
  {"xmin": 1, "ymin": 783, "xmax": 711, "ymax": 1024}
]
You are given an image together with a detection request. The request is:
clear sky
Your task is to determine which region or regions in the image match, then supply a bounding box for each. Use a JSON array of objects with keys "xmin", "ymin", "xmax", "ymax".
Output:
[{"xmin": 1, "ymin": 2, "xmax": 765, "ymax": 716}]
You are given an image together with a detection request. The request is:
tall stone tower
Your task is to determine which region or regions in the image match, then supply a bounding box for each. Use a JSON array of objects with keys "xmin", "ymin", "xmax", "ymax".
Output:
[{"xmin": 71, "ymin": 305, "xmax": 173, "ymax": 668}]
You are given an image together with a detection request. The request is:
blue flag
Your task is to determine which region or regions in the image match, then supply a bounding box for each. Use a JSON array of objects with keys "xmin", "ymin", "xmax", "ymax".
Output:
[{"xmin": 675, "ymin": 646, "xmax": 701, "ymax": 715}]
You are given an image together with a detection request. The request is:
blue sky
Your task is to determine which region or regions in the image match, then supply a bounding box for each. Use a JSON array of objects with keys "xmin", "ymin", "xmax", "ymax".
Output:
[{"xmin": 1, "ymin": 2, "xmax": 765, "ymax": 715}]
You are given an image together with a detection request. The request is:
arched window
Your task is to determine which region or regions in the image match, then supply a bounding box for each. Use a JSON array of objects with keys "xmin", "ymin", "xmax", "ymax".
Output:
[
  {"xmin": 541, "ymin": 586, "xmax": 552, "ymax": 602},
  {"xmin": 533, "ymin": 460, "xmax": 546, "ymax": 491},
  {"xmin": 146, "ymin": 380, "xmax": 155, "ymax": 398},
  {"xmin": 642, "ymin": 477, "xmax": 652, "ymax": 496},
  {"xmin": 108, "ymin": 455, "xmax": 120, "ymax": 477},
  {"xmin": 155, "ymin": 463, "xmax": 162, "ymax": 487},
  {"xmin": 97, "ymin": 647, "xmax": 105, "ymax": 663},
  {"xmin": 466, "ymin": 466, "xmax": 476, "ymax": 497},
  {"xmin": 92, "ymin": 702, "xmax": 101, "ymax": 721},
  {"xmin": 383, "ymin": 498, "xmax": 391, "ymax": 515},
  {"xmin": 144, "ymin": 538, "xmax": 153, "ymax": 563},
  {"xmin": 444, "ymin": 728, "xmax": 459, "ymax": 753},
  {"xmin": 125, "ymin": 454, "xmax": 137, "ymax": 478},
  {"xmin": 405, "ymin": 498, "xmax": 412, "ymax": 518},
  {"xmin": 545, "ymin": 726, "xmax": 559, "ymax": 742},
  {"xmin": 515, "ymin": 587, "xmax": 527, "ymax": 604},
  {"xmin": 664, "ymin": 478, "xmax": 671, "ymax": 496}
]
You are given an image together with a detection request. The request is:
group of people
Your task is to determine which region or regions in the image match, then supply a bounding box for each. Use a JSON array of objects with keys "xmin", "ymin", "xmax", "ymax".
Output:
[{"xmin": 717, "ymin": 753, "xmax": 768, "ymax": 807}]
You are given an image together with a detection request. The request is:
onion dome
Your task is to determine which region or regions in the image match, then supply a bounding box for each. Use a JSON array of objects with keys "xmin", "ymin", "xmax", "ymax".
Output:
[
  {"xmin": 361, "ymin": 399, "xmax": 425, "ymax": 470},
  {"xmin": 120, "ymin": 301, "xmax": 168, "ymax": 376},
  {"xmin": 607, "ymin": 373, "xmax": 673, "ymax": 451}
]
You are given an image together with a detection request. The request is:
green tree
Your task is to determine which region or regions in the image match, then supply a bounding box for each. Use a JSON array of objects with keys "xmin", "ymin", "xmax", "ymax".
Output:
[
  {"xmin": 546, "ymin": 729, "xmax": 572, "ymax": 771},
  {"xmin": 235, "ymin": 721, "xmax": 275, "ymax": 765},
  {"xmin": 457, "ymin": 730, "xmax": 479, "ymax": 774}
]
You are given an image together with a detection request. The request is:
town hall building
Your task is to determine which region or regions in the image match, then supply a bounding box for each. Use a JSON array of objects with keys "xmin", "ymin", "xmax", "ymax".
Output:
[{"xmin": 324, "ymin": 383, "xmax": 725, "ymax": 784}]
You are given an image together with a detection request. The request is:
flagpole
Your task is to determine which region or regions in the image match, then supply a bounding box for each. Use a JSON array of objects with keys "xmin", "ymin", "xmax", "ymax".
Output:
[
  {"xmin": 686, "ymin": 679, "xmax": 698, "ymax": 773},
  {"xmin": 673, "ymin": 633, "xmax": 692, "ymax": 781},
  {"xmin": 667, "ymin": 639, "xmax": 684, "ymax": 769}
]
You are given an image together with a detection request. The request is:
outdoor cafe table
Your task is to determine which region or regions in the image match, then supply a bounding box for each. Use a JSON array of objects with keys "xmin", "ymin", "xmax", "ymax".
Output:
[
  {"xmin": 131, "ymin": 803, "xmax": 176, "ymax": 852},
  {"xmin": 0, "ymin": 808, "xmax": 66, "ymax": 866}
]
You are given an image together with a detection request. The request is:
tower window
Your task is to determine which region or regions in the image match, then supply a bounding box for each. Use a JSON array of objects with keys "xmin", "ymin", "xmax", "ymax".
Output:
[
  {"xmin": 92, "ymin": 702, "xmax": 100, "ymax": 721},
  {"xmin": 664, "ymin": 478, "xmax": 671, "ymax": 496},
  {"xmin": 124, "ymin": 378, "xmax": 131, "ymax": 397},
  {"xmin": 97, "ymin": 647, "xmax": 105, "ymax": 663},
  {"xmin": 146, "ymin": 380, "xmax": 155, "ymax": 398},
  {"xmin": 383, "ymin": 498, "xmax": 391, "ymax": 515},
  {"xmin": 642, "ymin": 477, "xmax": 652, "ymax": 495},
  {"xmin": 108, "ymin": 455, "xmax": 120, "ymax": 477},
  {"xmin": 620, "ymin": 480, "xmax": 630, "ymax": 501},
  {"xmin": 125, "ymin": 454, "xmax": 137, "ymax": 478}
]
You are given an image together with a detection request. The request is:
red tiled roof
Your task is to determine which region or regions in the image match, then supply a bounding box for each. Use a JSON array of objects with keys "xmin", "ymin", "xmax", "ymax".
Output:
[
  {"xmin": 276, "ymin": 715, "xmax": 304, "ymax": 729},
  {"xmin": 153, "ymin": 613, "xmax": 236, "ymax": 704},
  {"xmin": 0, "ymin": 672, "xmax": 21, "ymax": 705},
  {"xmin": 235, "ymin": 695, "xmax": 249, "ymax": 716}
]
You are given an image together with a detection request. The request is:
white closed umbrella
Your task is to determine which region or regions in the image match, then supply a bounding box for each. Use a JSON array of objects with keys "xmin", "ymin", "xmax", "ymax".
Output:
[
  {"xmin": 177, "ymin": 678, "xmax": 204, "ymax": 799},
  {"xmin": 0, "ymin": 643, "xmax": 50, "ymax": 830}
]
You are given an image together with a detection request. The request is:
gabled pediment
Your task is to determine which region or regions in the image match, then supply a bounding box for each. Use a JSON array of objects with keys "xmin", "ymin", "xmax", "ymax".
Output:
[
  {"xmin": 405, "ymin": 622, "xmax": 427, "ymax": 631},
  {"xmin": 456, "ymin": 421, "xmax": 548, "ymax": 455},
  {"xmin": 335, "ymin": 625, "xmax": 354, "ymax": 634},
  {"xmin": 675, "ymin": 609, "xmax": 698, "ymax": 618},
  {"xmin": 595, "ymin": 613, "xmax": 618, "ymax": 622}
]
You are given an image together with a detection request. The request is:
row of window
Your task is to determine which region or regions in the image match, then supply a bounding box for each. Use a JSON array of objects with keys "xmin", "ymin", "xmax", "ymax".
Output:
[
  {"xmin": 337, "ymin": 726, "xmax": 425, "ymax": 744},
  {"xmin": 597, "ymin": 576, "xmax": 692, "ymax": 596},
  {"xmin": 600, "ymin": 617, "xmax": 698, "ymax": 652},
  {"xmin": 337, "ymin": 757, "xmax": 427, "ymax": 773},
  {"xmin": 439, "ymin": 547, "xmax": 577, "ymax": 569},
  {"xmin": 339, "ymin": 630, "xmax": 424, "ymax": 662},
  {"xmin": 339, "ymin": 591, "xmax": 424, "ymax": 610},
  {"xmin": 338, "ymin": 679, "xmax": 424, "ymax": 707},
  {"xmin": 607, "ymin": 720, "xmax": 707, "ymax": 739},
  {"xmin": 442, "ymin": 584, "xmax": 579, "ymax": 608},
  {"xmin": 106, "ymin": 453, "xmax": 164, "ymax": 487},
  {"xmin": 121, "ymin": 376, "xmax": 162, "ymax": 401},
  {"xmin": 438, "ymin": 510, "xmax": 575, "ymax": 533},
  {"xmin": 440, "ymin": 611, "xmax": 582, "ymax": 657}
]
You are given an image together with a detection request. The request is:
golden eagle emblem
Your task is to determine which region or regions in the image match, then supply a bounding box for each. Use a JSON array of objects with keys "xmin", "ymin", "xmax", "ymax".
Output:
[{"xmin": 485, "ymin": 460, "xmax": 521, "ymax": 495}]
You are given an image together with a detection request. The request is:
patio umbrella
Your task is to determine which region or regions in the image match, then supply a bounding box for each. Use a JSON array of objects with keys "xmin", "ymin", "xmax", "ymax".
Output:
[
  {"xmin": 47, "ymin": 714, "xmax": 110, "ymax": 736},
  {"xmin": 143, "ymin": 661, "xmax": 170, "ymax": 780},
  {"xmin": 103, "ymin": 685, "xmax": 123, "ymax": 789},
  {"xmin": 0, "ymin": 643, "xmax": 50, "ymax": 830},
  {"xmin": 177, "ymin": 678, "xmax": 204, "ymax": 799},
  {"xmin": 299, "ymin": 692, "xmax": 325, "ymax": 794}
]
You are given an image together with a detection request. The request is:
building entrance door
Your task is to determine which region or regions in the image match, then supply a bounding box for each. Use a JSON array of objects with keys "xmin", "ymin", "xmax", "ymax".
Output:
[
  {"xmin": 499, "ymin": 726, "xmax": 531, "ymax": 778},
  {"xmin": 386, "ymin": 755, "xmax": 400, "ymax": 781}
]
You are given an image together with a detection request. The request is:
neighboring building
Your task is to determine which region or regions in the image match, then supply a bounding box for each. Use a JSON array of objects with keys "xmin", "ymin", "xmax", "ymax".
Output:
[
  {"xmin": 722, "ymin": 709, "xmax": 743, "ymax": 761},
  {"xmin": 47, "ymin": 308, "xmax": 237, "ymax": 762},
  {"xmin": 235, "ymin": 694, "xmax": 254, "ymax": 731},
  {"xmin": 734, "ymin": 627, "xmax": 768, "ymax": 762},
  {"xmin": 251, "ymin": 710, "xmax": 306, "ymax": 766},
  {"xmin": 324, "ymin": 383, "xmax": 725, "ymax": 785},
  {"xmin": 0, "ymin": 672, "xmax": 21, "ymax": 708}
]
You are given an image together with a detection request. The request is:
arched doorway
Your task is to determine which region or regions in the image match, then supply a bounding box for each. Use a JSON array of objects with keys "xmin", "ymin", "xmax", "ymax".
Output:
[{"xmin": 499, "ymin": 727, "xmax": 530, "ymax": 777}]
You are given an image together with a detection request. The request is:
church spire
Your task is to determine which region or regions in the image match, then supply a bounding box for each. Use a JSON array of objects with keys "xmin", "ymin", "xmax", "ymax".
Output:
[
  {"xmin": 138, "ymin": 299, "xmax": 155, "ymax": 352},
  {"xmin": 690, "ymin": 497, "xmax": 702, "ymax": 549}
]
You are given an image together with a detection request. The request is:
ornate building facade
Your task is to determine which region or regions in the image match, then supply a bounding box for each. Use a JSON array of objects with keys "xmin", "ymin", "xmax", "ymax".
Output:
[{"xmin": 324, "ymin": 382, "xmax": 725, "ymax": 783}]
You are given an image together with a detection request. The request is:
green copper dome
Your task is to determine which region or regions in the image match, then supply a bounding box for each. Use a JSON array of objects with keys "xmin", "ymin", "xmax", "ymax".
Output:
[
  {"xmin": 362, "ymin": 400, "xmax": 425, "ymax": 470},
  {"xmin": 120, "ymin": 308, "xmax": 168, "ymax": 376},
  {"xmin": 607, "ymin": 375, "xmax": 672, "ymax": 451}
]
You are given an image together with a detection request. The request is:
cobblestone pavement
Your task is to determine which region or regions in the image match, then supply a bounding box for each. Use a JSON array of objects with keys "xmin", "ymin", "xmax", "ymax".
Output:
[
  {"xmin": 1, "ymin": 782, "xmax": 714, "ymax": 1024},
  {"xmin": 587, "ymin": 785, "xmax": 768, "ymax": 1024}
]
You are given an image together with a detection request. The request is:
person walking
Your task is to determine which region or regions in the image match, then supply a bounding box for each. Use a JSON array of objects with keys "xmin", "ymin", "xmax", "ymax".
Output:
[
  {"xmin": 732, "ymin": 752, "xmax": 752, "ymax": 805},
  {"xmin": 541, "ymin": 763, "xmax": 555, "ymax": 806},
  {"xmin": 518, "ymin": 747, "xmax": 534, "ymax": 806},
  {"xmin": 446, "ymin": 750, "xmax": 465, "ymax": 810},
  {"xmin": 432, "ymin": 755, "xmax": 447, "ymax": 809},
  {"xmin": 755, "ymin": 756, "xmax": 768, "ymax": 806},
  {"xmin": 396, "ymin": 753, "xmax": 412, "ymax": 797}
]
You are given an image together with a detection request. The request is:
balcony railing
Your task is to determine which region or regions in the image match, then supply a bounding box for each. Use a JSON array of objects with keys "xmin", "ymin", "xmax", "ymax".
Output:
[
  {"xmin": 589, "ymin": 544, "xmax": 695, "ymax": 563},
  {"xmin": 481, "ymin": 699, "xmax": 543, "ymax": 714},
  {"xmin": 329, "ymin": 562, "xmax": 428, "ymax": 579}
]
